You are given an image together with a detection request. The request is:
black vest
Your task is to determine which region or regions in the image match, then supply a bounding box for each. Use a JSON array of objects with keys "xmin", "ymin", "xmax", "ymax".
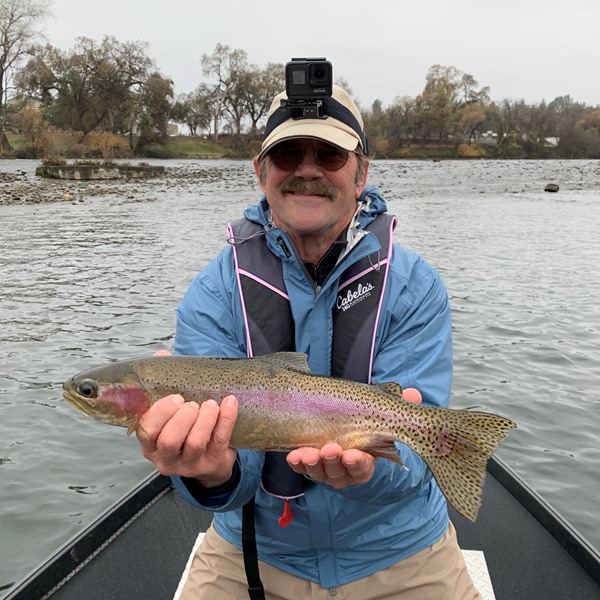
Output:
[
  {"xmin": 229, "ymin": 213, "xmax": 396, "ymax": 499},
  {"xmin": 229, "ymin": 213, "xmax": 396, "ymax": 382},
  {"xmin": 231, "ymin": 213, "xmax": 396, "ymax": 599}
]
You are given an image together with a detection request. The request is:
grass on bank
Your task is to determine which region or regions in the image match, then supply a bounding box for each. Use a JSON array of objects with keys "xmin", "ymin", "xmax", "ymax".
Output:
[
  {"xmin": 143, "ymin": 137, "xmax": 230, "ymax": 159},
  {"xmin": 1, "ymin": 133, "xmax": 236, "ymax": 161},
  {"xmin": 2, "ymin": 132, "xmax": 510, "ymax": 161}
]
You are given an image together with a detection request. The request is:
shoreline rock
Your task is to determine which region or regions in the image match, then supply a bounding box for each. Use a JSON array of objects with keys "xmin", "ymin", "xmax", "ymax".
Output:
[{"xmin": 0, "ymin": 164, "xmax": 248, "ymax": 206}]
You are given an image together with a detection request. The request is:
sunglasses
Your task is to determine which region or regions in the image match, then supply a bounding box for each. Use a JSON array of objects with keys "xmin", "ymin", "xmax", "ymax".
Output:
[{"xmin": 268, "ymin": 142, "xmax": 350, "ymax": 172}]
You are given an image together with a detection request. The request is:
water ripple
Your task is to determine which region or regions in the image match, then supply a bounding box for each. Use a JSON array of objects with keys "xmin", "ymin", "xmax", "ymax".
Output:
[{"xmin": 1, "ymin": 158, "xmax": 599, "ymax": 593}]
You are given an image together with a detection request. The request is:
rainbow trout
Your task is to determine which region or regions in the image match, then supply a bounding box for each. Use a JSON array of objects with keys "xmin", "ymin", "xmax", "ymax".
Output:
[{"xmin": 63, "ymin": 352, "xmax": 516, "ymax": 521}]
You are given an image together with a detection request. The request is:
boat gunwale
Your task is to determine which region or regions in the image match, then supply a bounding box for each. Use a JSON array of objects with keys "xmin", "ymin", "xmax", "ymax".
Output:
[
  {"xmin": 3, "ymin": 472, "xmax": 171, "ymax": 600},
  {"xmin": 3, "ymin": 457, "xmax": 600, "ymax": 599}
]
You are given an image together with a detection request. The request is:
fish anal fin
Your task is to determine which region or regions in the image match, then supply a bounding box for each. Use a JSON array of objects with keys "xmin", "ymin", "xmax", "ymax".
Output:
[{"xmin": 363, "ymin": 435, "xmax": 406, "ymax": 467}]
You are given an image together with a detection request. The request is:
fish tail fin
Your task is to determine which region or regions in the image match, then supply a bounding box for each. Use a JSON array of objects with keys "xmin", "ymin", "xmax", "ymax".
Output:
[{"xmin": 418, "ymin": 409, "xmax": 516, "ymax": 522}]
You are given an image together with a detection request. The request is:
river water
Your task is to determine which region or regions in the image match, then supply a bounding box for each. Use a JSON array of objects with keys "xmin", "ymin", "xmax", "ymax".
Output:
[{"xmin": 1, "ymin": 158, "xmax": 599, "ymax": 594}]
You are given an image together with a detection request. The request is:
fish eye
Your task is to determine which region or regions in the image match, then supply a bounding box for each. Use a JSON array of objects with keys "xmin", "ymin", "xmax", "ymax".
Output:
[{"xmin": 77, "ymin": 379, "xmax": 99, "ymax": 399}]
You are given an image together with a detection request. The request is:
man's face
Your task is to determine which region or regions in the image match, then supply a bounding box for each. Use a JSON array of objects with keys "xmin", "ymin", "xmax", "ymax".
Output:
[{"xmin": 253, "ymin": 138, "xmax": 369, "ymax": 243}]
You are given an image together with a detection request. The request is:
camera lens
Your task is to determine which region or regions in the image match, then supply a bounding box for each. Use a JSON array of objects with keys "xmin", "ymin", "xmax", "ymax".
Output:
[
  {"xmin": 312, "ymin": 67, "xmax": 327, "ymax": 82},
  {"xmin": 309, "ymin": 63, "xmax": 330, "ymax": 85}
]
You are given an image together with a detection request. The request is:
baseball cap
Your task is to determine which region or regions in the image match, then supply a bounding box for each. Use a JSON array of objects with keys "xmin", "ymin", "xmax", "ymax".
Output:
[{"xmin": 259, "ymin": 85, "xmax": 368, "ymax": 160}]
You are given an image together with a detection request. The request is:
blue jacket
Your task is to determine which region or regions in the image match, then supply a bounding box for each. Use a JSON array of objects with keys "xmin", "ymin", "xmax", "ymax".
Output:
[{"xmin": 172, "ymin": 187, "xmax": 452, "ymax": 588}]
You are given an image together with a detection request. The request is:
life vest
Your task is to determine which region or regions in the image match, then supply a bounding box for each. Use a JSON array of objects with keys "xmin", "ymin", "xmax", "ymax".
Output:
[
  {"xmin": 229, "ymin": 213, "xmax": 396, "ymax": 382},
  {"xmin": 228, "ymin": 213, "xmax": 395, "ymax": 599}
]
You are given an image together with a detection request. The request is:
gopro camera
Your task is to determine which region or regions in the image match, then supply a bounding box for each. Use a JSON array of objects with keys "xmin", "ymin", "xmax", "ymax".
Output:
[{"xmin": 285, "ymin": 58, "xmax": 333, "ymax": 100}]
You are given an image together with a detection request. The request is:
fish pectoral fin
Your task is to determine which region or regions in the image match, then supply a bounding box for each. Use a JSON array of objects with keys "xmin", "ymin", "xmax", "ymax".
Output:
[
  {"xmin": 374, "ymin": 381, "xmax": 403, "ymax": 398},
  {"xmin": 127, "ymin": 417, "xmax": 141, "ymax": 436}
]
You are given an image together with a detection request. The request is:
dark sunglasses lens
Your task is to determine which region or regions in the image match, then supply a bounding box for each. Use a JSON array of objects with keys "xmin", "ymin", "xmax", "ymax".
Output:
[
  {"xmin": 315, "ymin": 147, "xmax": 349, "ymax": 171},
  {"xmin": 269, "ymin": 146, "xmax": 304, "ymax": 170},
  {"xmin": 269, "ymin": 144, "xmax": 349, "ymax": 171}
]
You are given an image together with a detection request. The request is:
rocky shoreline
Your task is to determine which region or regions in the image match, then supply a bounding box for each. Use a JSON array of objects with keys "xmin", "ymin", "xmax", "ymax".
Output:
[{"xmin": 0, "ymin": 162, "xmax": 256, "ymax": 206}]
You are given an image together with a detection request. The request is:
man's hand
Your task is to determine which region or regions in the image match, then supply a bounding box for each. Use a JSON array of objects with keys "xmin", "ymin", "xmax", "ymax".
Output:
[
  {"xmin": 287, "ymin": 443, "xmax": 376, "ymax": 489},
  {"xmin": 136, "ymin": 393, "xmax": 239, "ymax": 489},
  {"xmin": 286, "ymin": 387, "xmax": 423, "ymax": 489}
]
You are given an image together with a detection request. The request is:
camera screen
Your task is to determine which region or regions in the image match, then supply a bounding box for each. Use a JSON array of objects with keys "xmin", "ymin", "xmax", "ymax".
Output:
[{"xmin": 292, "ymin": 69, "xmax": 306, "ymax": 85}]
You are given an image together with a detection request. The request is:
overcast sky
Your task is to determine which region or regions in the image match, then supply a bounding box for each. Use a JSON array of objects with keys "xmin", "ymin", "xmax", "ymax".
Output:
[{"xmin": 43, "ymin": 0, "xmax": 599, "ymax": 110}]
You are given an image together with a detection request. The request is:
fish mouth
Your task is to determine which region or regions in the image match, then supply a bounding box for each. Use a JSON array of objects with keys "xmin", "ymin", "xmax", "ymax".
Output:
[
  {"xmin": 63, "ymin": 387, "xmax": 98, "ymax": 419},
  {"xmin": 62, "ymin": 384, "xmax": 135, "ymax": 430}
]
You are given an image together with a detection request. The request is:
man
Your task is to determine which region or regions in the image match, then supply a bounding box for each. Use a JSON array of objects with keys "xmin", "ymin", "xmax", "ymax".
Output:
[{"xmin": 137, "ymin": 84, "xmax": 482, "ymax": 599}]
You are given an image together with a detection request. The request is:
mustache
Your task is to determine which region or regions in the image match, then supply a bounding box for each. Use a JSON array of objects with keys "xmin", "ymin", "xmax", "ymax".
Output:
[{"xmin": 278, "ymin": 177, "xmax": 336, "ymax": 200}]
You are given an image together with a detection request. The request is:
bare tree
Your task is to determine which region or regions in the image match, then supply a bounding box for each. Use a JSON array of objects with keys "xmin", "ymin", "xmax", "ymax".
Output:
[
  {"xmin": 201, "ymin": 43, "xmax": 248, "ymax": 142},
  {"xmin": 0, "ymin": 0, "xmax": 51, "ymax": 150},
  {"xmin": 239, "ymin": 62, "xmax": 284, "ymax": 136}
]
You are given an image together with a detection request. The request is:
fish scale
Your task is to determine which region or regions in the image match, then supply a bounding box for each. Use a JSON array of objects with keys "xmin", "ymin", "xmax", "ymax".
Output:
[{"xmin": 63, "ymin": 351, "xmax": 516, "ymax": 521}]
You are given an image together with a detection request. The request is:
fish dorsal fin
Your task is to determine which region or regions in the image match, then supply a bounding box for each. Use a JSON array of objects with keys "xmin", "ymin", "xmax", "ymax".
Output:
[
  {"xmin": 375, "ymin": 381, "xmax": 403, "ymax": 398},
  {"xmin": 254, "ymin": 352, "xmax": 311, "ymax": 372}
]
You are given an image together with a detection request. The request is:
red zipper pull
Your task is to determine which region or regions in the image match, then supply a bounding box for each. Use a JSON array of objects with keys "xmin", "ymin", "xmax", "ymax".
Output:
[{"xmin": 277, "ymin": 499, "xmax": 294, "ymax": 528}]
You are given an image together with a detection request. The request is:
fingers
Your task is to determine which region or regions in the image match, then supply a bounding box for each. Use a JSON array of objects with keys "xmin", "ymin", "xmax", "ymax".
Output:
[
  {"xmin": 403, "ymin": 387, "xmax": 422, "ymax": 404},
  {"xmin": 288, "ymin": 443, "xmax": 376, "ymax": 488},
  {"xmin": 180, "ymin": 396, "xmax": 237, "ymax": 461},
  {"xmin": 135, "ymin": 395, "xmax": 239, "ymax": 483},
  {"xmin": 137, "ymin": 395, "xmax": 186, "ymax": 454},
  {"xmin": 340, "ymin": 449, "xmax": 375, "ymax": 484},
  {"xmin": 210, "ymin": 396, "xmax": 239, "ymax": 448}
]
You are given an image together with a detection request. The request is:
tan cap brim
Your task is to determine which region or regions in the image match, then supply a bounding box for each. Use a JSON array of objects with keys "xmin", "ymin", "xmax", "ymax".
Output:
[{"xmin": 258, "ymin": 117, "xmax": 360, "ymax": 161}]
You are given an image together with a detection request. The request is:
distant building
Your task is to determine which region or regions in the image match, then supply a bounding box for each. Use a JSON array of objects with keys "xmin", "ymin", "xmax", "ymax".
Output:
[{"xmin": 479, "ymin": 130, "xmax": 498, "ymax": 145}]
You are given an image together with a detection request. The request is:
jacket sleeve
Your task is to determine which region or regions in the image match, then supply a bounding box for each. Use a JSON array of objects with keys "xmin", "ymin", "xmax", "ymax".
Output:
[
  {"xmin": 174, "ymin": 249, "xmax": 246, "ymax": 359},
  {"xmin": 171, "ymin": 249, "xmax": 263, "ymax": 510},
  {"xmin": 332, "ymin": 253, "xmax": 453, "ymax": 505},
  {"xmin": 171, "ymin": 451, "xmax": 264, "ymax": 512}
]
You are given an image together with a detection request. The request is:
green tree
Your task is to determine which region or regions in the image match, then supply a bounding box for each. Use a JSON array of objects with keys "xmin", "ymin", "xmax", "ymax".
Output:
[
  {"xmin": 386, "ymin": 95, "xmax": 417, "ymax": 149},
  {"xmin": 414, "ymin": 65, "xmax": 490, "ymax": 145},
  {"xmin": 414, "ymin": 65, "xmax": 460, "ymax": 142},
  {"xmin": 173, "ymin": 85, "xmax": 213, "ymax": 136},
  {"xmin": 136, "ymin": 71, "xmax": 174, "ymax": 148},
  {"xmin": 548, "ymin": 96, "xmax": 598, "ymax": 158},
  {"xmin": 17, "ymin": 36, "xmax": 154, "ymax": 138},
  {"xmin": 238, "ymin": 62, "xmax": 285, "ymax": 136},
  {"xmin": 364, "ymin": 98, "xmax": 387, "ymax": 139}
]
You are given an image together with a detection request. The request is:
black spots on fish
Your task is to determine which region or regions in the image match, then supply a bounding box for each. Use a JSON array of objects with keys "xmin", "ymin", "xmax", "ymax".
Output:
[
  {"xmin": 433, "ymin": 430, "xmax": 456, "ymax": 456},
  {"xmin": 359, "ymin": 414, "xmax": 377, "ymax": 430},
  {"xmin": 410, "ymin": 409, "xmax": 516, "ymax": 521},
  {"xmin": 350, "ymin": 413, "xmax": 363, "ymax": 427}
]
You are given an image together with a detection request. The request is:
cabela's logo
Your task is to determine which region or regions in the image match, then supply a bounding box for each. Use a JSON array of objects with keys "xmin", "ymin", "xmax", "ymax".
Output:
[{"xmin": 336, "ymin": 282, "xmax": 374, "ymax": 312}]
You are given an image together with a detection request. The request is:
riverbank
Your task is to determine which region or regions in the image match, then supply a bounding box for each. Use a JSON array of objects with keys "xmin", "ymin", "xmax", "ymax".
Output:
[
  {"xmin": 2, "ymin": 156, "xmax": 597, "ymax": 206},
  {"xmin": 2, "ymin": 132, "xmax": 573, "ymax": 163},
  {"xmin": 0, "ymin": 160, "xmax": 248, "ymax": 206}
]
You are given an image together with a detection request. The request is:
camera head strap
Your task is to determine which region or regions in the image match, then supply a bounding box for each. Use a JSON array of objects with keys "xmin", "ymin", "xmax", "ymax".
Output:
[{"xmin": 262, "ymin": 95, "xmax": 369, "ymax": 155}]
